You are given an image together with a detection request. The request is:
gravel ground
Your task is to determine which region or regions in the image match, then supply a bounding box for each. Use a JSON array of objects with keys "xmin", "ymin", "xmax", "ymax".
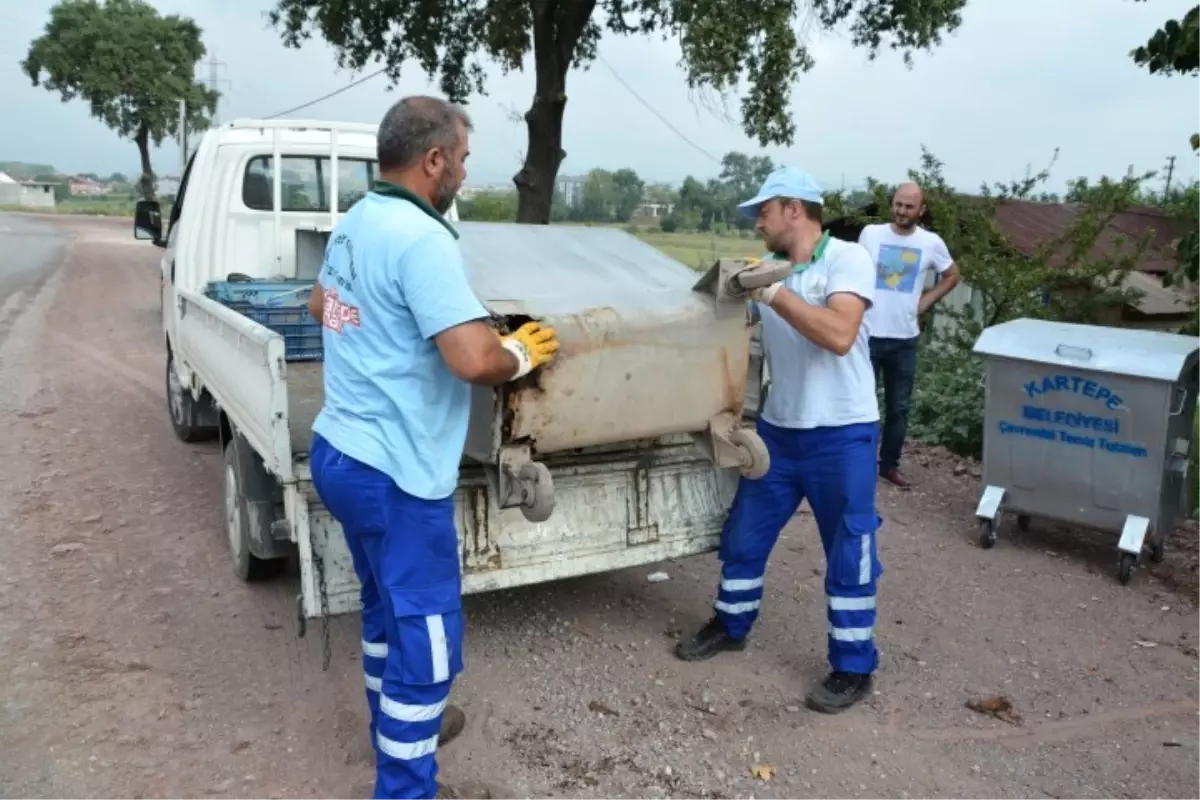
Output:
[{"xmin": 0, "ymin": 213, "xmax": 1197, "ymax": 799}]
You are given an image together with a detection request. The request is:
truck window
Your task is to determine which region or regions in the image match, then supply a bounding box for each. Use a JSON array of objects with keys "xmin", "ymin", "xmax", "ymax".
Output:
[{"xmin": 242, "ymin": 155, "xmax": 376, "ymax": 213}]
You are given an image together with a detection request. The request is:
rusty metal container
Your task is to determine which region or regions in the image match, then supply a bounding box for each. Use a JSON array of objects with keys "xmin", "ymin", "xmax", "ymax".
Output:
[{"xmin": 454, "ymin": 222, "xmax": 770, "ymax": 522}]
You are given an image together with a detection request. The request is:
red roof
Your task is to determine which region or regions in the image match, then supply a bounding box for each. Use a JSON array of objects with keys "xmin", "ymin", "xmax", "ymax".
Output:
[{"xmin": 993, "ymin": 200, "xmax": 1190, "ymax": 276}]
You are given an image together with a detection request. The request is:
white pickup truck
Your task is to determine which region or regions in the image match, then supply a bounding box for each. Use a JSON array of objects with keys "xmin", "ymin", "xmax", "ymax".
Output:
[{"xmin": 133, "ymin": 119, "xmax": 767, "ymax": 639}]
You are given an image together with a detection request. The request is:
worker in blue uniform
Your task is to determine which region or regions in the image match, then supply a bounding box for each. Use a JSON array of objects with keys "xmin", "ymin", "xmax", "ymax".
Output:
[
  {"xmin": 675, "ymin": 166, "xmax": 884, "ymax": 714},
  {"xmin": 305, "ymin": 96, "xmax": 559, "ymax": 799}
]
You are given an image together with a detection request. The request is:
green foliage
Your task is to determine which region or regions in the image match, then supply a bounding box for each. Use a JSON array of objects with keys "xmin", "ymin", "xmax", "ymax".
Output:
[
  {"xmin": 907, "ymin": 346, "xmax": 986, "ymax": 459},
  {"xmin": 1131, "ymin": 3, "xmax": 1199, "ymax": 76},
  {"xmin": 0, "ymin": 162, "xmax": 56, "ymax": 179},
  {"xmin": 660, "ymin": 215, "xmax": 678, "ymax": 233},
  {"xmin": 458, "ymin": 189, "xmax": 519, "ymax": 221},
  {"xmin": 268, "ymin": 0, "xmax": 965, "ymax": 221},
  {"xmin": 21, "ymin": 0, "xmax": 218, "ymax": 200}
]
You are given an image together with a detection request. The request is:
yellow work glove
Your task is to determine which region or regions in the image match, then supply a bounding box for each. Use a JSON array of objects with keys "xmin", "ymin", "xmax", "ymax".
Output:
[{"xmin": 500, "ymin": 321, "xmax": 560, "ymax": 379}]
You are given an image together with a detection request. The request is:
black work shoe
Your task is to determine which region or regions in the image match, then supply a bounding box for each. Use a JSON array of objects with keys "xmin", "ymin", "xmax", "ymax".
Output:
[
  {"xmin": 674, "ymin": 616, "xmax": 746, "ymax": 662},
  {"xmin": 804, "ymin": 671, "xmax": 873, "ymax": 714},
  {"xmin": 438, "ymin": 704, "xmax": 466, "ymax": 747}
]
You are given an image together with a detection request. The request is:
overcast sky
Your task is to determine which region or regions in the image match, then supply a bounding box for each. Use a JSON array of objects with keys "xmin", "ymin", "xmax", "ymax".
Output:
[{"xmin": 2, "ymin": 0, "xmax": 1197, "ymax": 195}]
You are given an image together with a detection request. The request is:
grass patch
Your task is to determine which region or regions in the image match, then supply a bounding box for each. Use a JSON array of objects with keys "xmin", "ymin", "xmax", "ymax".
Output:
[
  {"xmin": 0, "ymin": 198, "xmax": 135, "ymax": 216},
  {"xmin": 633, "ymin": 230, "xmax": 762, "ymax": 270}
]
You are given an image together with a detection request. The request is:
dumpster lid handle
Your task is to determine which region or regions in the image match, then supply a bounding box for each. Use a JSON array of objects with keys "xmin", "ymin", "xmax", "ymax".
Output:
[{"xmin": 1054, "ymin": 343, "xmax": 1093, "ymax": 361}]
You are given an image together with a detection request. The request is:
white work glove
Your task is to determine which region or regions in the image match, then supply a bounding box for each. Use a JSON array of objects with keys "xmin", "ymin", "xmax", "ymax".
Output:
[
  {"xmin": 748, "ymin": 283, "xmax": 783, "ymax": 305},
  {"xmin": 730, "ymin": 257, "xmax": 785, "ymax": 306}
]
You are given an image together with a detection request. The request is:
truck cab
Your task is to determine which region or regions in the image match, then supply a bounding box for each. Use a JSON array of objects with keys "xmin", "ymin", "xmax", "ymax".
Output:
[{"xmin": 133, "ymin": 119, "xmax": 764, "ymax": 633}]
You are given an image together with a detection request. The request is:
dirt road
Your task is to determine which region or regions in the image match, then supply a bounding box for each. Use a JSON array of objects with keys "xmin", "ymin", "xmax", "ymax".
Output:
[{"xmin": 1, "ymin": 213, "xmax": 1197, "ymax": 799}]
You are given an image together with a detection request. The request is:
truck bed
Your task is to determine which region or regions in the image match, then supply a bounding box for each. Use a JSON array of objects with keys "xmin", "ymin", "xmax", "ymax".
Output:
[{"xmin": 286, "ymin": 362, "xmax": 324, "ymax": 458}]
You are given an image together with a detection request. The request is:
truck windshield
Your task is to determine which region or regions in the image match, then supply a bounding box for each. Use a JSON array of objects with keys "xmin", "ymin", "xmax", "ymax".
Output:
[{"xmin": 242, "ymin": 155, "xmax": 376, "ymax": 213}]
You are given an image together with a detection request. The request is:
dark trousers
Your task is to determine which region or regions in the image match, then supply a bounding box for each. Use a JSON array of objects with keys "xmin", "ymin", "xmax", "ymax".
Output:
[{"xmin": 868, "ymin": 336, "xmax": 919, "ymax": 474}]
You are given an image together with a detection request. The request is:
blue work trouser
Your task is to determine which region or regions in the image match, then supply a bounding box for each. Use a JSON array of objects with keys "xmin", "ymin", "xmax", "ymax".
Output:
[
  {"xmin": 714, "ymin": 419, "xmax": 884, "ymax": 675},
  {"xmin": 310, "ymin": 433, "xmax": 463, "ymax": 800},
  {"xmin": 868, "ymin": 335, "xmax": 919, "ymax": 474}
]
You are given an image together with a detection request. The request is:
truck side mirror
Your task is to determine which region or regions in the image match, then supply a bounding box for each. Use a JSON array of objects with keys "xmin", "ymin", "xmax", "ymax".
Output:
[{"xmin": 134, "ymin": 200, "xmax": 164, "ymax": 245}]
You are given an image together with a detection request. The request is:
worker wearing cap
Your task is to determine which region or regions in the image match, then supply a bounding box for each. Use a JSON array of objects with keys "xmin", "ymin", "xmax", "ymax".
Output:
[
  {"xmin": 675, "ymin": 166, "xmax": 884, "ymax": 714},
  {"xmin": 306, "ymin": 96, "xmax": 558, "ymax": 799}
]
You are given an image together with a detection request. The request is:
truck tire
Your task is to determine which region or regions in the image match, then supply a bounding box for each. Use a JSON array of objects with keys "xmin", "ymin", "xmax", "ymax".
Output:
[
  {"xmin": 223, "ymin": 440, "xmax": 287, "ymax": 581},
  {"xmin": 166, "ymin": 350, "xmax": 218, "ymax": 443}
]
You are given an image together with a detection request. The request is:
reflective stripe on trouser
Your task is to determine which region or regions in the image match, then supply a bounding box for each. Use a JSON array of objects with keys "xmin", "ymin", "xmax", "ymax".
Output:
[
  {"xmin": 714, "ymin": 419, "xmax": 884, "ymax": 674},
  {"xmin": 309, "ymin": 433, "xmax": 465, "ymax": 800}
]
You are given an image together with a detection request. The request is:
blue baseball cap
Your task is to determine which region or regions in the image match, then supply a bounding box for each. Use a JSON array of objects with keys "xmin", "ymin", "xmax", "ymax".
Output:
[{"xmin": 737, "ymin": 165, "xmax": 824, "ymax": 220}]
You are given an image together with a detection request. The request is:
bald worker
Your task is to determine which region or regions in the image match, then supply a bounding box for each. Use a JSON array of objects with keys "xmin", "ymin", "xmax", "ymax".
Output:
[{"xmin": 857, "ymin": 183, "xmax": 959, "ymax": 488}]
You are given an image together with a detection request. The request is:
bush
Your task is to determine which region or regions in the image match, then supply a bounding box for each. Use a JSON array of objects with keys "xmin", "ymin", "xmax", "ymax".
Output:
[
  {"xmin": 624, "ymin": 223, "xmax": 641, "ymax": 235},
  {"xmin": 907, "ymin": 343, "xmax": 987, "ymax": 458},
  {"xmin": 711, "ymin": 221, "xmax": 729, "ymax": 236},
  {"xmin": 660, "ymin": 215, "xmax": 679, "ymax": 233}
]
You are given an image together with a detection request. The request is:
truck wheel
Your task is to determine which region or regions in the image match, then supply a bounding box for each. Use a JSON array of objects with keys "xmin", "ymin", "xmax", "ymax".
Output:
[
  {"xmin": 223, "ymin": 441, "xmax": 286, "ymax": 582},
  {"xmin": 166, "ymin": 351, "xmax": 217, "ymax": 443}
]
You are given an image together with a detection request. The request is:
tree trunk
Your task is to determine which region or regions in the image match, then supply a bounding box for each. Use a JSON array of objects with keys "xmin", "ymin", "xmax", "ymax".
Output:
[
  {"xmin": 136, "ymin": 125, "xmax": 156, "ymax": 203},
  {"xmin": 513, "ymin": 0, "xmax": 596, "ymax": 224}
]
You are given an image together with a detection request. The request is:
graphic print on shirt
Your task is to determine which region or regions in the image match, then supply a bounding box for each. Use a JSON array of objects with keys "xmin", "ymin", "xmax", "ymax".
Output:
[
  {"xmin": 321, "ymin": 287, "xmax": 362, "ymax": 333},
  {"xmin": 874, "ymin": 243, "xmax": 922, "ymax": 293},
  {"xmin": 319, "ymin": 232, "xmax": 363, "ymax": 334}
]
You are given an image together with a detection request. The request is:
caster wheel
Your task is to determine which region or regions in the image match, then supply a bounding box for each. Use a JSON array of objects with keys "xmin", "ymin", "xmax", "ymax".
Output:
[
  {"xmin": 1017, "ymin": 514, "xmax": 1030, "ymax": 532},
  {"xmin": 1118, "ymin": 552, "xmax": 1137, "ymax": 584},
  {"xmin": 978, "ymin": 517, "xmax": 998, "ymax": 549},
  {"xmin": 1149, "ymin": 540, "xmax": 1164, "ymax": 563},
  {"xmin": 518, "ymin": 461, "xmax": 555, "ymax": 523},
  {"xmin": 731, "ymin": 428, "xmax": 770, "ymax": 479}
]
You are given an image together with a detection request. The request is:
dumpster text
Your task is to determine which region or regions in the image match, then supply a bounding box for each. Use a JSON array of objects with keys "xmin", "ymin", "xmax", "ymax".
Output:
[
  {"xmin": 997, "ymin": 373, "xmax": 1147, "ymax": 457},
  {"xmin": 1023, "ymin": 374, "xmax": 1123, "ymax": 410}
]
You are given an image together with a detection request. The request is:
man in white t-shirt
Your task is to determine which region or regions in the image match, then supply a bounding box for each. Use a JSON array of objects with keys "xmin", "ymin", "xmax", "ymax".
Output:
[
  {"xmin": 858, "ymin": 182, "xmax": 959, "ymax": 488},
  {"xmin": 674, "ymin": 166, "xmax": 884, "ymax": 715}
]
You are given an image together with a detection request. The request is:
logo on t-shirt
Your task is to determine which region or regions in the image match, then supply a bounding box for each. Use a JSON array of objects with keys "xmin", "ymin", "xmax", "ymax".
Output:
[
  {"xmin": 322, "ymin": 287, "xmax": 362, "ymax": 333},
  {"xmin": 874, "ymin": 244, "xmax": 922, "ymax": 293}
]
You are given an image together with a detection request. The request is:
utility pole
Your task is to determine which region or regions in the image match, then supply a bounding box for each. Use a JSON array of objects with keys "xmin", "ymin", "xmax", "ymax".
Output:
[
  {"xmin": 178, "ymin": 99, "xmax": 188, "ymax": 175},
  {"xmin": 207, "ymin": 52, "xmax": 228, "ymax": 126},
  {"xmin": 1164, "ymin": 155, "xmax": 1177, "ymax": 199}
]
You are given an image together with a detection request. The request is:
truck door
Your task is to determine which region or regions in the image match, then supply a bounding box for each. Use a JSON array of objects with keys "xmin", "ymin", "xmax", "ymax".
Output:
[{"xmin": 162, "ymin": 152, "xmax": 196, "ymax": 351}]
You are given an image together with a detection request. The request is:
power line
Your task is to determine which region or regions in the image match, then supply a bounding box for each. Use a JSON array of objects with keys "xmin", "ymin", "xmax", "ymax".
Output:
[
  {"xmin": 263, "ymin": 67, "xmax": 388, "ymax": 120},
  {"xmin": 596, "ymin": 54, "xmax": 722, "ymax": 165}
]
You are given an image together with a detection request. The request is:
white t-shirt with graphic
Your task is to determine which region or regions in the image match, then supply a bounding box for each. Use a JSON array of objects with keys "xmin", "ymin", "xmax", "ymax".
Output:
[
  {"xmin": 753, "ymin": 237, "xmax": 880, "ymax": 430},
  {"xmin": 858, "ymin": 224, "xmax": 954, "ymax": 340}
]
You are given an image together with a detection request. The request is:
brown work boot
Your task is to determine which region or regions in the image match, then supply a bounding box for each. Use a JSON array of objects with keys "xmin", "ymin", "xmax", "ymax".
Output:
[
  {"xmin": 438, "ymin": 704, "xmax": 466, "ymax": 747},
  {"xmin": 880, "ymin": 468, "xmax": 910, "ymax": 488}
]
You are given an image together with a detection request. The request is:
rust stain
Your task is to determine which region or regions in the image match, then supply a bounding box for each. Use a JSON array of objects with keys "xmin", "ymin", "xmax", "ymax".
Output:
[{"xmin": 719, "ymin": 346, "xmax": 748, "ymax": 415}]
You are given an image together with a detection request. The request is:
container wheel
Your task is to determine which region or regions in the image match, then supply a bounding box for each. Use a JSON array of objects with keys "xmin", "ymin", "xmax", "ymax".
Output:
[
  {"xmin": 731, "ymin": 428, "xmax": 771, "ymax": 479},
  {"xmin": 518, "ymin": 461, "xmax": 555, "ymax": 523},
  {"xmin": 1117, "ymin": 552, "xmax": 1137, "ymax": 585},
  {"xmin": 978, "ymin": 517, "xmax": 998, "ymax": 549},
  {"xmin": 1149, "ymin": 540, "xmax": 1165, "ymax": 563}
]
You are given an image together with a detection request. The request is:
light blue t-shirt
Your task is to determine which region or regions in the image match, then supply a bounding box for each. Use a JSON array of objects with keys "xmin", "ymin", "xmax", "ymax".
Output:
[{"xmin": 311, "ymin": 183, "xmax": 489, "ymax": 500}]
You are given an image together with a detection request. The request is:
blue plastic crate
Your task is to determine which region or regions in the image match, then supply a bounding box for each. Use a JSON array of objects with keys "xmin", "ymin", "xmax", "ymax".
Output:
[
  {"xmin": 205, "ymin": 279, "xmax": 314, "ymax": 308},
  {"xmin": 205, "ymin": 280, "xmax": 324, "ymax": 362}
]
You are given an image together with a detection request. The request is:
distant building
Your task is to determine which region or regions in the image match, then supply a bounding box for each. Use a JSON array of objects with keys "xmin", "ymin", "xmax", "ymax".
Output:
[
  {"xmin": 0, "ymin": 172, "xmax": 57, "ymax": 209},
  {"xmin": 555, "ymin": 174, "xmax": 586, "ymax": 207},
  {"xmin": 632, "ymin": 201, "xmax": 674, "ymax": 220},
  {"xmin": 156, "ymin": 176, "xmax": 181, "ymax": 197},
  {"xmin": 69, "ymin": 177, "xmax": 110, "ymax": 196}
]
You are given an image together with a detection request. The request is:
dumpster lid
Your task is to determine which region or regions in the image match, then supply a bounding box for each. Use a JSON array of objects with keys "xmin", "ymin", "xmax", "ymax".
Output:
[
  {"xmin": 973, "ymin": 318, "xmax": 1199, "ymax": 382},
  {"xmin": 455, "ymin": 221, "xmax": 723, "ymax": 317}
]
